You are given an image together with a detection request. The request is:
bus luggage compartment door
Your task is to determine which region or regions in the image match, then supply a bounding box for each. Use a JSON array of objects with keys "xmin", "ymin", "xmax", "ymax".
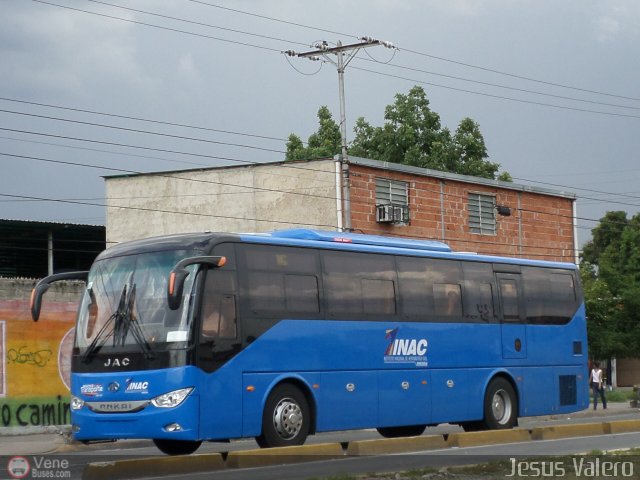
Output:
[
  {"xmin": 317, "ymin": 371, "xmax": 377, "ymax": 431},
  {"xmin": 378, "ymin": 370, "xmax": 431, "ymax": 427}
]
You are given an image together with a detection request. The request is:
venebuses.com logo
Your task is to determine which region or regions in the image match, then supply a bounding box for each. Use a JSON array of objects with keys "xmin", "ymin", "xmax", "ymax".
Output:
[
  {"xmin": 7, "ymin": 456, "xmax": 30, "ymax": 479},
  {"xmin": 7, "ymin": 455, "xmax": 71, "ymax": 479}
]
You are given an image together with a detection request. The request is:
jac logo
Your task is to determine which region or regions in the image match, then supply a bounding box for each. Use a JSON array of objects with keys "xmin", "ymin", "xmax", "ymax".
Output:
[{"xmin": 103, "ymin": 357, "xmax": 130, "ymax": 367}]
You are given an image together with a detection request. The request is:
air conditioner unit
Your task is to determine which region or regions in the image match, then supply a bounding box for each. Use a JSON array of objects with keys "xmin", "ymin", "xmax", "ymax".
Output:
[
  {"xmin": 376, "ymin": 204, "xmax": 394, "ymax": 223},
  {"xmin": 376, "ymin": 204, "xmax": 410, "ymax": 224},
  {"xmin": 392, "ymin": 204, "xmax": 410, "ymax": 224}
]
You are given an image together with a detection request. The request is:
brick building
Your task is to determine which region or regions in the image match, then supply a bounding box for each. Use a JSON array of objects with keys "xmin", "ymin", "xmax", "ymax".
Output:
[
  {"xmin": 348, "ymin": 157, "xmax": 577, "ymax": 262},
  {"xmin": 105, "ymin": 156, "xmax": 577, "ymax": 263}
]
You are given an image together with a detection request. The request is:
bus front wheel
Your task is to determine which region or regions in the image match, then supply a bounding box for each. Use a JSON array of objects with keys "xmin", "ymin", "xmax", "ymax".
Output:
[
  {"xmin": 256, "ymin": 383, "xmax": 310, "ymax": 448},
  {"xmin": 153, "ymin": 439, "xmax": 202, "ymax": 455},
  {"xmin": 483, "ymin": 377, "xmax": 518, "ymax": 430}
]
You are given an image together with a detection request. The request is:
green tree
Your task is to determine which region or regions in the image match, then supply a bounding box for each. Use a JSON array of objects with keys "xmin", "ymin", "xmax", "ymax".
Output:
[
  {"xmin": 289, "ymin": 86, "xmax": 510, "ymax": 180},
  {"xmin": 580, "ymin": 262, "xmax": 622, "ymax": 359},
  {"xmin": 580, "ymin": 212, "xmax": 640, "ymax": 359},
  {"xmin": 285, "ymin": 106, "xmax": 341, "ymax": 160},
  {"xmin": 350, "ymin": 86, "xmax": 446, "ymax": 170},
  {"xmin": 581, "ymin": 211, "xmax": 628, "ymax": 266}
]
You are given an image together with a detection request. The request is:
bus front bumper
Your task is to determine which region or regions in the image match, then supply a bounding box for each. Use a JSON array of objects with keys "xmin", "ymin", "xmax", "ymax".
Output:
[{"xmin": 71, "ymin": 394, "xmax": 200, "ymax": 441}]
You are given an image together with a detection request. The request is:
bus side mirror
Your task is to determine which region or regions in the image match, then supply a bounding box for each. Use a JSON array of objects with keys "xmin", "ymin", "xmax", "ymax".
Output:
[
  {"xmin": 168, "ymin": 256, "xmax": 226, "ymax": 310},
  {"xmin": 30, "ymin": 271, "xmax": 89, "ymax": 321}
]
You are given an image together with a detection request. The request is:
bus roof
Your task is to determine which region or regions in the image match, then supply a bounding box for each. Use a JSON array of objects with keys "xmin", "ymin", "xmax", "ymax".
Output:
[
  {"xmin": 99, "ymin": 229, "xmax": 576, "ymax": 270},
  {"xmin": 242, "ymin": 229, "xmax": 577, "ymax": 270},
  {"xmin": 268, "ymin": 229, "xmax": 452, "ymax": 252}
]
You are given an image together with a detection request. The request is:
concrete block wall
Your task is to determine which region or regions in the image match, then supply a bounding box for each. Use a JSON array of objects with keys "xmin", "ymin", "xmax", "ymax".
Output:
[{"xmin": 106, "ymin": 160, "xmax": 339, "ymax": 244}]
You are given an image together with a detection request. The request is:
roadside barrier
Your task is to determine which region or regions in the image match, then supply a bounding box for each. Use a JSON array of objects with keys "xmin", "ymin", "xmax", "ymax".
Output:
[{"xmin": 83, "ymin": 419, "xmax": 640, "ymax": 480}]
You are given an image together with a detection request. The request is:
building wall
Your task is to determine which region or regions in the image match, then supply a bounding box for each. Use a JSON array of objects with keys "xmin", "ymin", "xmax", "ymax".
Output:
[
  {"xmin": 349, "ymin": 164, "xmax": 575, "ymax": 262},
  {"xmin": 106, "ymin": 160, "xmax": 339, "ymax": 244},
  {"xmin": 616, "ymin": 358, "xmax": 640, "ymax": 387},
  {"xmin": 0, "ymin": 278, "xmax": 81, "ymax": 427}
]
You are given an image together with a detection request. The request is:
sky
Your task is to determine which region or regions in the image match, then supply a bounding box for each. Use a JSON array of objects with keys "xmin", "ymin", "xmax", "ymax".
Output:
[{"xmin": 1, "ymin": 0, "xmax": 639, "ymax": 251}]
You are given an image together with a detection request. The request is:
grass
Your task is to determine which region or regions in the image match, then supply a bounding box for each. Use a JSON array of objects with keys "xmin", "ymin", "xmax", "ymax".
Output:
[
  {"xmin": 588, "ymin": 389, "xmax": 637, "ymax": 402},
  {"xmin": 605, "ymin": 389, "xmax": 637, "ymax": 402}
]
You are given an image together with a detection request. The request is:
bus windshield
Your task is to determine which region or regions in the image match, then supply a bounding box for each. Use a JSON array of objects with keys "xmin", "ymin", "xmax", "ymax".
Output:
[{"xmin": 75, "ymin": 249, "xmax": 198, "ymax": 355}]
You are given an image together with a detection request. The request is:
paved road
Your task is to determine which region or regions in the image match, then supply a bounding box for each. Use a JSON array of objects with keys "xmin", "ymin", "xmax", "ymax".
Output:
[{"xmin": 1, "ymin": 403, "xmax": 637, "ymax": 479}]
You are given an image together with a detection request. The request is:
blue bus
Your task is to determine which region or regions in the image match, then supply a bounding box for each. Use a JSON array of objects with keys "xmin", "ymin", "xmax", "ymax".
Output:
[{"xmin": 31, "ymin": 229, "xmax": 588, "ymax": 455}]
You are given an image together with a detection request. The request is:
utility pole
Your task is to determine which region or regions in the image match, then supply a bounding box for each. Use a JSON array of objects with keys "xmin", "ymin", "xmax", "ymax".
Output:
[{"xmin": 285, "ymin": 37, "xmax": 394, "ymax": 232}]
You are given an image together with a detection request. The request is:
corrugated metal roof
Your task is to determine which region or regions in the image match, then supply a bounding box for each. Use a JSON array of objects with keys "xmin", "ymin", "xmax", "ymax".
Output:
[{"xmin": 0, "ymin": 219, "xmax": 105, "ymax": 278}]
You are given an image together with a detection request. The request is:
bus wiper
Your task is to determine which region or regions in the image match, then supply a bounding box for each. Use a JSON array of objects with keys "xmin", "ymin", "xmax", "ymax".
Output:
[
  {"xmin": 81, "ymin": 283, "xmax": 155, "ymax": 363},
  {"xmin": 121, "ymin": 284, "xmax": 155, "ymax": 360},
  {"xmin": 81, "ymin": 284, "xmax": 127, "ymax": 363}
]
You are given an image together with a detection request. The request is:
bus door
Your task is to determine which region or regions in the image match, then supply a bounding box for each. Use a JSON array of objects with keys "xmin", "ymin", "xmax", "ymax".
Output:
[{"xmin": 495, "ymin": 271, "xmax": 527, "ymax": 359}]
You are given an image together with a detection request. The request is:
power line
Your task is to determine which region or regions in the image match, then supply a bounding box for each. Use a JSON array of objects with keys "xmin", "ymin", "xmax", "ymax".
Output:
[
  {"xmin": 0, "ymin": 191, "xmax": 339, "ymax": 229},
  {"xmin": 84, "ymin": 0, "xmax": 310, "ymax": 47},
  {"xmin": 2, "ymin": 108, "xmax": 637, "ymax": 210},
  {"xmin": 0, "ymin": 108, "xmax": 287, "ymax": 154},
  {"xmin": 355, "ymin": 56, "xmax": 640, "ymax": 112},
  {"xmin": 400, "ymin": 48, "xmax": 640, "ymax": 103},
  {"xmin": 3, "ymin": 104, "xmax": 636, "ymax": 217},
  {"xmin": 0, "ymin": 127, "xmax": 640, "ymax": 221},
  {"xmin": 185, "ymin": 0, "xmax": 355, "ymax": 39},
  {"xmin": 0, "ymin": 152, "xmax": 341, "ymax": 203},
  {"xmin": 0, "ymin": 97, "xmax": 293, "ymax": 144},
  {"xmin": 34, "ymin": 0, "xmax": 640, "ymax": 121},
  {"xmin": 32, "ymin": 0, "xmax": 282, "ymax": 53},
  {"xmin": 511, "ymin": 177, "xmax": 640, "ymax": 202},
  {"xmin": 349, "ymin": 65, "xmax": 640, "ymax": 120},
  {"xmin": 0, "ymin": 127, "xmax": 338, "ymax": 186},
  {"xmin": 0, "ymin": 135, "xmax": 207, "ymax": 168},
  {"xmin": 185, "ymin": 0, "xmax": 639, "ymax": 102},
  {"xmin": 1, "ymin": 149, "xmax": 619, "ymax": 239}
]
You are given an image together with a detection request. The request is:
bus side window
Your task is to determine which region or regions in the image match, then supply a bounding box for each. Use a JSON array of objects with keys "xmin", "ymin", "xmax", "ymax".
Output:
[
  {"xmin": 202, "ymin": 294, "xmax": 237, "ymax": 339},
  {"xmin": 201, "ymin": 270, "xmax": 237, "ymax": 340},
  {"xmin": 219, "ymin": 294, "xmax": 237, "ymax": 338},
  {"xmin": 499, "ymin": 279, "xmax": 520, "ymax": 322},
  {"xmin": 434, "ymin": 283, "xmax": 462, "ymax": 317}
]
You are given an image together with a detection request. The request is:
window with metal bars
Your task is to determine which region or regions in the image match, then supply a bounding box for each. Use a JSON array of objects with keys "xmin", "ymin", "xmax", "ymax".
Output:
[
  {"xmin": 468, "ymin": 192, "xmax": 496, "ymax": 235},
  {"xmin": 375, "ymin": 178, "xmax": 408, "ymax": 206}
]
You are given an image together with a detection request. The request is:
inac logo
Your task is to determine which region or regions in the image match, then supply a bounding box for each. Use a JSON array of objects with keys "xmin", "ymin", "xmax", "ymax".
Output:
[
  {"xmin": 125, "ymin": 379, "xmax": 149, "ymax": 393},
  {"xmin": 384, "ymin": 328, "xmax": 428, "ymax": 366}
]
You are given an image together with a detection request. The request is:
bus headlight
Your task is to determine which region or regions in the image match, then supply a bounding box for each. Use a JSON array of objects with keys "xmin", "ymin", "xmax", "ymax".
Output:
[
  {"xmin": 151, "ymin": 388, "xmax": 193, "ymax": 408},
  {"xmin": 71, "ymin": 396, "xmax": 85, "ymax": 411}
]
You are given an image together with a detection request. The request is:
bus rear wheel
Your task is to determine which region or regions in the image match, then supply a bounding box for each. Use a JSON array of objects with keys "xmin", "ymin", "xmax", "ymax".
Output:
[
  {"xmin": 256, "ymin": 383, "xmax": 310, "ymax": 448},
  {"xmin": 482, "ymin": 377, "xmax": 517, "ymax": 430},
  {"xmin": 153, "ymin": 439, "xmax": 202, "ymax": 455},
  {"xmin": 376, "ymin": 425, "xmax": 427, "ymax": 438}
]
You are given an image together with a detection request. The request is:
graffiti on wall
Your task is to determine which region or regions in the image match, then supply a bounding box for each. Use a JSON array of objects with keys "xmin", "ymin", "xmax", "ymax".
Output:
[
  {"xmin": 0, "ymin": 396, "xmax": 70, "ymax": 427},
  {"xmin": 0, "ymin": 279, "xmax": 81, "ymax": 427},
  {"xmin": 7, "ymin": 346, "xmax": 53, "ymax": 367},
  {"xmin": 0, "ymin": 321, "xmax": 5, "ymax": 397}
]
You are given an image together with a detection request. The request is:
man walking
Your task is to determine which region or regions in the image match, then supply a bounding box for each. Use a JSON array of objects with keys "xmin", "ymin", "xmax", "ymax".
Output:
[{"xmin": 591, "ymin": 362, "xmax": 607, "ymax": 410}]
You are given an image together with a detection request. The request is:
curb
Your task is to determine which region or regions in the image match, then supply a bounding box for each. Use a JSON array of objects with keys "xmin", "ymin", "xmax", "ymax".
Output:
[
  {"xmin": 83, "ymin": 453, "xmax": 225, "ymax": 480},
  {"xmin": 604, "ymin": 419, "xmax": 640, "ymax": 434},
  {"xmin": 226, "ymin": 443, "xmax": 344, "ymax": 469},
  {"xmin": 530, "ymin": 422, "xmax": 605, "ymax": 440},
  {"xmin": 82, "ymin": 419, "xmax": 640, "ymax": 480},
  {"xmin": 346, "ymin": 434, "xmax": 447, "ymax": 455},
  {"xmin": 447, "ymin": 428, "xmax": 531, "ymax": 448}
]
